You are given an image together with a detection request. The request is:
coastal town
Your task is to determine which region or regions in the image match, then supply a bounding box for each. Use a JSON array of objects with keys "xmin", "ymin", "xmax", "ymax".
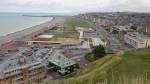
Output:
[
  {"xmin": 0, "ymin": 12, "xmax": 150, "ymax": 84},
  {"xmin": 0, "ymin": 16, "xmax": 96, "ymax": 84},
  {"xmin": 79, "ymin": 12, "xmax": 150, "ymax": 49}
]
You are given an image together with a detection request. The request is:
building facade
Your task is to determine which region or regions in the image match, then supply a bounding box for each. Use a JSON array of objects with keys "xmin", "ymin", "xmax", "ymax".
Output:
[
  {"xmin": 124, "ymin": 32, "xmax": 150, "ymax": 48},
  {"xmin": 47, "ymin": 50, "xmax": 79, "ymax": 76},
  {"xmin": 0, "ymin": 62, "xmax": 47, "ymax": 84},
  {"xmin": 0, "ymin": 46, "xmax": 79, "ymax": 84},
  {"xmin": 111, "ymin": 26, "xmax": 135, "ymax": 40}
]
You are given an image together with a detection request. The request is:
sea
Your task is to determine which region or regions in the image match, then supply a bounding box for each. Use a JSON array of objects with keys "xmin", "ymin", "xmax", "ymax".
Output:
[{"xmin": 0, "ymin": 13, "xmax": 53, "ymax": 36}]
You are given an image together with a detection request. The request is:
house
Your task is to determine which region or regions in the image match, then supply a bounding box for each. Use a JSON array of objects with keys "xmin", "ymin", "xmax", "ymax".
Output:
[{"xmin": 47, "ymin": 50, "xmax": 79, "ymax": 76}]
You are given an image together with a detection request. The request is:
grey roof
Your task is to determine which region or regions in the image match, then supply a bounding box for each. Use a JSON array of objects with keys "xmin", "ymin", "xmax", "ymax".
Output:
[
  {"xmin": 48, "ymin": 50, "xmax": 76, "ymax": 68},
  {"xmin": 0, "ymin": 49, "xmax": 38, "ymax": 79},
  {"xmin": 126, "ymin": 32, "xmax": 150, "ymax": 42},
  {"xmin": 0, "ymin": 47, "xmax": 77, "ymax": 79}
]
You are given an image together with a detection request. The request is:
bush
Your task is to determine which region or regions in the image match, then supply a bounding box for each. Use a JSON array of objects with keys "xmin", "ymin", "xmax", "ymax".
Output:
[
  {"xmin": 92, "ymin": 45, "xmax": 106, "ymax": 59},
  {"xmin": 85, "ymin": 53, "xmax": 95, "ymax": 62}
]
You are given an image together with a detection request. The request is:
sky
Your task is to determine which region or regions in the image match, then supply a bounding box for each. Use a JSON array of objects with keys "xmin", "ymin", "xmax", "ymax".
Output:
[{"xmin": 0, "ymin": 0, "xmax": 150, "ymax": 14}]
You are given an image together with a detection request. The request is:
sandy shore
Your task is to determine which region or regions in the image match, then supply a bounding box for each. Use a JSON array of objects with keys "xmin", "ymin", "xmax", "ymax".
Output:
[{"xmin": 0, "ymin": 16, "xmax": 66, "ymax": 46}]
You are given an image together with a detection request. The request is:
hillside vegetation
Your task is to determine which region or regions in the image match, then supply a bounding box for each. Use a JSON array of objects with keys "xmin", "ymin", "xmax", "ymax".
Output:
[{"xmin": 43, "ymin": 48, "xmax": 150, "ymax": 84}]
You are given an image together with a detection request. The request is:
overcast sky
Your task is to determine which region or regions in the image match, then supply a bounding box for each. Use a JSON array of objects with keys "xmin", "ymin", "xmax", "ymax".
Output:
[{"xmin": 0, "ymin": 0, "xmax": 150, "ymax": 13}]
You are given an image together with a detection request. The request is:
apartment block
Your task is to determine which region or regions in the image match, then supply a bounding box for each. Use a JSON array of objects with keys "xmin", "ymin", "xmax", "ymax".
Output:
[
  {"xmin": 124, "ymin": 32, "xmax": 150, "ymax": 48},
  {"xmin": 0, "ymin": 56, "xmax": 47, "ymax": 84},
  {"xmin": 0, "ymin": 46, "xmax": 79, "ymax": 84},
  {"xmin": 111, "ymin": 26, "xmax": 135, "ymax": 40}
]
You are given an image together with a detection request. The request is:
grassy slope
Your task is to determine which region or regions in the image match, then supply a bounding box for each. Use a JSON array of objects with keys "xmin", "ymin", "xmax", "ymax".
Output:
[{"xmin": 43, "ymin": 47, "xmax": 150, "ymax": 84}]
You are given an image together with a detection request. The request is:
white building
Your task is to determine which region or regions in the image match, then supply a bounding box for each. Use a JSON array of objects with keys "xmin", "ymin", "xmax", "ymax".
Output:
[
  {"xmin": 92, "ymin": 38, "xmax": 106, "ymax": 47},
  {"xmin": 124, "ymin": 32, "xmax": 150, "ymax": 48},
  {"xmin": 111, "ymin": 26, "xmax": 133, "ymax": 40}
]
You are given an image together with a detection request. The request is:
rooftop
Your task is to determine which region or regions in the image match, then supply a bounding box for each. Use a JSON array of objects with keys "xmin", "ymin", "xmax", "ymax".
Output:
[
  {"xmin": 76, "ymin": 27, "xmax": 95, "ymax": 32},
  {"xmin": 29, "ymin": 38, "xmax": 80, "ymax": 45},
  {"xmin": 126, "ymin": 32, "xmax": 150, "ymax": 42},
  {"xmin": 0, "ymin": 50, "xmax": 39, "ymax": 79},
  {"xmin": 92, "ymin": 38, "xmax": 106, "ymax": 46},
  {"xmin": 0, "ymin": 46, "xmax": 77, "ymax": 79},
  {"xmin": 48, "ymin": 50, "xmax": 76, "ymax": 68},
  {"xmin": 38, "ymin": 35, "xmax": 54, "ymax": 39},
  {"xmin": 113, "ymin": 26, "xmax": 131, "ymax": 31}
]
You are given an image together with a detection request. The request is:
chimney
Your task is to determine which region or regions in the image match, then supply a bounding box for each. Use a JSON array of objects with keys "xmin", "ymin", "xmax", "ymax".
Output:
[{"xmin": 18, "ymin": 56, "xmax": 26, "ymax": 66}]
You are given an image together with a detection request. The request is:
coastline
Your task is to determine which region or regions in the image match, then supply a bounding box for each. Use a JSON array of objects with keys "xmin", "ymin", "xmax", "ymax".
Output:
[
  {"xmin": 4, "ymin": 17, "xmax": 53, "ymax": 36},
  {"xmin": 0, "ymin": 16, "xmax": 66, "ymax": 47}
]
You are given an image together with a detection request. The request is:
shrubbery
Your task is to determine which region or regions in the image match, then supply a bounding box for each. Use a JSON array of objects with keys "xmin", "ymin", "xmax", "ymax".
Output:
[
  {"xmin": 85, "ymin": 53, "xmax": 95, "ymax": 62},
  {"xmin": 85, "ymin": 45, "xmax": 106, "ymax": 62}
]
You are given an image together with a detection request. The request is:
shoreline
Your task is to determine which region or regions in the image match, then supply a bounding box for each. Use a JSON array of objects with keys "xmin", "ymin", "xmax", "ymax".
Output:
[
  {"xmin": 0, "ymin": 16, "xmax": 66, "ymax": 48},
  {"xmin": 0, "ymin": 17, "xmax": 53, "ymax": 37}
]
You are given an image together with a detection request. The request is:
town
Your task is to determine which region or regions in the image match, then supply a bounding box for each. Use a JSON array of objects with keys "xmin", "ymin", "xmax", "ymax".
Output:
[
  {"xmin": 0, "ymin": 12, "xmax": 150, "ymax": 84},
  {"xmin": 79, "ymin": 12, "xmax": 150, "ymax": 49}
]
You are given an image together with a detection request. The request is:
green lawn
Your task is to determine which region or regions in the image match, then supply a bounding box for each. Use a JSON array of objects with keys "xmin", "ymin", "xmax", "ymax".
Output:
[
  {"xmin": 53, "ymin": 32, "xmax": 79, "ymax": 39},
  {"xmin": 64, "ymin": 17, "xmax": 91, "ymax": 29},
  {"xmin": 42, "ymin": 47, "xmax": 150, "ymax": 84},
  {"xmin": 52, "ymin": 17, "xmax": 90, "ymax": 39}
]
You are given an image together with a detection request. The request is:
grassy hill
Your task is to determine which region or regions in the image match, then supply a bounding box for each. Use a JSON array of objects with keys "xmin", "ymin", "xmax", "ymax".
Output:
[{"xmin": 43, "ymin": 48, "xmax": 150, "ymax": 84}]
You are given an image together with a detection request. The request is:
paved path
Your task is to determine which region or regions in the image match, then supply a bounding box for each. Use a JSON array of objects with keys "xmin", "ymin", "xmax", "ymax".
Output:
[{"xmin": 70, "ymin": 55, "xmax": 84, "ymax": 60}]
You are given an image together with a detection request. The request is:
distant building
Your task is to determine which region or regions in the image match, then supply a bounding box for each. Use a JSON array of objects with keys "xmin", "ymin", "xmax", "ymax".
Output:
[
  {"xmin": 92, "ymin": 38, "xmax": 106, "ymax": 47},
  {"xmin": 76, "ymin": 27, "xmax": 96, "ymax": 39},
  {"xmin": 76, "ymin": 27, "xmax": 106, "ymax": 47},
  {"xmin": 124, "ymin": 32, "xmax": 150, "ymax": 48},
  {"xmin": 142, "ymin": 22, "xmax": 150, "ymax": 35},
  {"xmin": 111, "ymin": 26, "xmax": 135, "ymax": 40},
  {"xmin": 76, "ymin": 27, "xmax": 96, "ymax": 38}
]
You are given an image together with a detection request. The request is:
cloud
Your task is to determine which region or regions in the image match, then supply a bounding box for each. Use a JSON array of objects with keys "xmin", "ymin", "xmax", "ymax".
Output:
[{"xmin": 0, "ymin": 0, "xmax": 150, "ymax": 13}]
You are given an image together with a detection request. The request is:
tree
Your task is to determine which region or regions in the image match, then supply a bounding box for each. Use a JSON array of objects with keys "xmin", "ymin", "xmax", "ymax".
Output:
[
  {"xmin": 92, "ymin": 45, "xmax": 106, "ymax": 59},
  {"xmin": 130, "ymin": 25, "xmax": 137, "ymax": 30}
]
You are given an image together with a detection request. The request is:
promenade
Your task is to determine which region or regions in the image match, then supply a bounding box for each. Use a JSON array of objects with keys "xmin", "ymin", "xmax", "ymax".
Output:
[{"xmin": 0, "ymin": 17, "xmax": 66, "ymax": 47}]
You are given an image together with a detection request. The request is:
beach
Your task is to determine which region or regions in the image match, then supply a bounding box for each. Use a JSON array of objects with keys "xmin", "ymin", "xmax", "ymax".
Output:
[{"xmin": 0, "ymin": 16, "xmax": 66, "ymax": 47}]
